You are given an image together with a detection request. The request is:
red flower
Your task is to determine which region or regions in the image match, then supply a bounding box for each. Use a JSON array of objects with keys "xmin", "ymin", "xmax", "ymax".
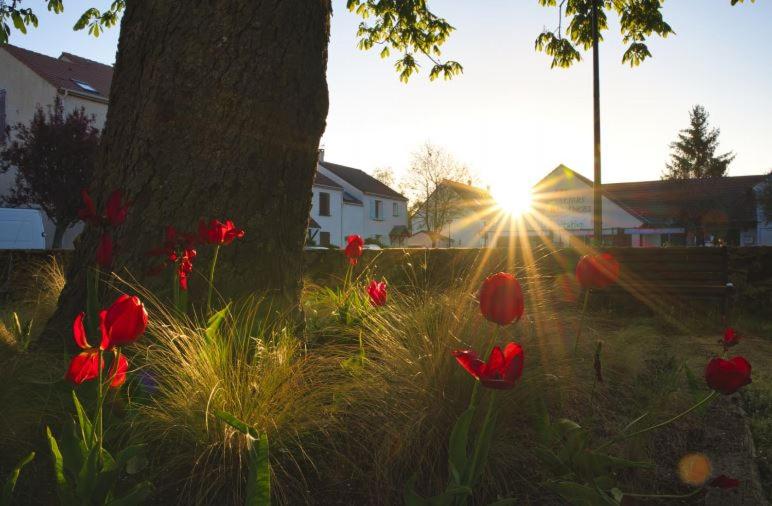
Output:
[
  {"xmin": 178, "ymin": 249, "xmax": 196, "ymax": 291},
  {"xmin": 452, "ymin": 343, "xmax": 524, "ymax": 390},
  {"xmin": 65, "ymin": 349, "xmax": 102, "ymax": 385},
  {"xmin": 148, "ymin": 226, "xmax": 197, "ymax": 289},
  {"xmin": 96, "ymin": 233, "xmax": 113, "ymax": 269},
  {"xmin": 478, "ymin": 272, "xmax": 524, "ymax": 326},
  {"xmin": 367, "ymin": 280, "xmax": 387, "ymax": 306},
  {"xmin": 575, "ymin": 253, "xmax": 620, "ymax": 289},
  {"xmin": 105, "ymin": 190, "xmax": 129, "ymax": 226},
  {"xmin": 199, "ymin": 218, "xmax": 245, "ymax": 245},
  {"xmin": 344, "ymin": 235, "xmax": 364, "ymax": 265},
  {"xmin": 721, "ymin": 327, "xmax": 741, "ymax": 350},
  {"xmin": 102, "ymin": 295, "xmax": 148, "ymax": 348},
  {"xmin": 705, "ymin": 356, "xmax": 752, "ymax": 395},
  {"xmin": 108, "ymin": 353, "xmax": 129, "ymax": 388},
  {"xmin": 78, "ymin": 189, "xmax": 99, "ymax": 225},
  {"xmin": 709, "ymin": 475, "xmax": 740, "ymax": 489}
]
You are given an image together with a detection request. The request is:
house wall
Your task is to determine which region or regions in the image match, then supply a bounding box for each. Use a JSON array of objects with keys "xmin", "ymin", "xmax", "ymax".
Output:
[
  {"xmin": 755, "ymin": 181, "xmax": 772, "ymax": 246},
  {"xmin": 342, "ymin": 202, "xmax": 364, "ymax": 243},
  {"xmin": 310, "ymin": 185, "xmax": 343, "ymax": 247},
  {"xmin": 0, "ymin": 49, "xmax": 108, "ymax": 250},
  {"xmin": 316, "ymin": 164, "xmax": 408, "ymax": 246}
]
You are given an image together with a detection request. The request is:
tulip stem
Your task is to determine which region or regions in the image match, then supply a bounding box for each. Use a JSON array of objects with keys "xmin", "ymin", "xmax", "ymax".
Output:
[
  {"xmin": 573, "ymin": 289, "xmax": 590, "ymax": 355},
  {"xmin": 466, "ymin": 391, "xmax": 498, "ymax": 488},
  {"xmin": 594, "ymin": 391, "xmax": 717, "ymax": 452},
  {"xmin": 207, "ymin": 245, "xmax": 220, "ymax": 314},
  {"xmin": 96, "ymin": 349, "xmax": 104, "ymax": 459}
]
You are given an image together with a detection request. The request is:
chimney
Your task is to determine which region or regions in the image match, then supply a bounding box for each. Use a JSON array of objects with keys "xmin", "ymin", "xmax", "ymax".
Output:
[
  {"xmin": 466, "ymin": 179, "xmax": 472, "ymax": 186},
  {"xmin": 318, "ymin": 148, "xmax": 325, "ymax": 162}
]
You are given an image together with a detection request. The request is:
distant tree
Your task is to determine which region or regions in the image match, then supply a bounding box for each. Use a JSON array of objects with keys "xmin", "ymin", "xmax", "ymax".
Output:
[
  {"xmin": 0, "ymin": 96, "xmax": 100, "ymax": 248},
  {"xmin": 372, "ymin": 166, "xmax": 396, "ymax": 188},
  {"xmin": 663, "ymin": 105, "xmax": 735, "ymax": 180},
  {"xmin": 402, "ymin": 143, "xmax": 472, "ymax": 246}
]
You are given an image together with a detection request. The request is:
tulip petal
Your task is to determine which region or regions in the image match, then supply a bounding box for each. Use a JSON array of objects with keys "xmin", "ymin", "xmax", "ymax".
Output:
[
  {"xmin": 108, "ymin": 353, "xmax": 129, "ymax": 388},
  {"xmin": 65, "ymin": 350, "xmax": 102, "ymax": 385},
  {"xmin": 452, "ymin": 349, "xmax": 484, "ymax": 380},
  {"xmin": 72, "ymin": 312, "xmax": 89, "ymax": 349}
]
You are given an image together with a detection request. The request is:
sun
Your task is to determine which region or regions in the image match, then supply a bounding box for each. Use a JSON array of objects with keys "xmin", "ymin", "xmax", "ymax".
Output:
[{"xmin": 491, "ymin": 183, "xmax": 533, "ymax": 216}]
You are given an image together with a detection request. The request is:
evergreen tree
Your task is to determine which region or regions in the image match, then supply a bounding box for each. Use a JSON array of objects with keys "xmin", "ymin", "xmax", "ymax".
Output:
[{"xmin": 663, "ymin": 105, "xmax": 735, "ymax": 180}]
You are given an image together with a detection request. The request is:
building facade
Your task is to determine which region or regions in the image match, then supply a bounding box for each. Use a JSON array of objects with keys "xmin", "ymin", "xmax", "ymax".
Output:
[
  {"xmin": 0, "ymin": 44, "xmax": 112, "ymax": 248},
  {"xmin": 308, "ymin": 153, "xmax": 409, "ymax": 247}
]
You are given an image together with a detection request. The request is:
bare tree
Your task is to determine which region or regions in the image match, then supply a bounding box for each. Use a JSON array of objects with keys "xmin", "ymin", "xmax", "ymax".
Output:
[
  {"xmin": 371, "ymin": 166, "xmax": 396, "ymax": 187},
  {"xmin": 402, "ymin": 143, "xmax": 472, "ymax": 246}
]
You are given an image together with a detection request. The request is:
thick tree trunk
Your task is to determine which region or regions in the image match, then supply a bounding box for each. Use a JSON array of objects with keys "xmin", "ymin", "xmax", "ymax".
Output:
[
  {"xmin": 51, "ymin": 222, "xmax": 66, "ymax": 249},
  {"xmin": 45, "ymin": 1, "xmax": 331, "ymax": 343}
]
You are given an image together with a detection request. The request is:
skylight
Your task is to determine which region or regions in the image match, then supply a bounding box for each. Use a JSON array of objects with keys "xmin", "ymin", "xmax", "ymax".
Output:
[{"xmin": 71, "ymin": 79, "xmax": 99, "ymax": 94}]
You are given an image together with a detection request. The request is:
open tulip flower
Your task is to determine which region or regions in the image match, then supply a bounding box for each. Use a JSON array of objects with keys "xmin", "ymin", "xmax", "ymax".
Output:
[
  {"xmin": 478, "ymin": 272, "xmax": 524, "ymax": 326},
  {"xmin": 149, "ymin": 226, "xmax": 197, "ymax": 290},
  {"xmin": 199, "ymin": 218, "xmax": 245, "ymax": 245},
  {"xmin": 366, "ymin": 280, "xmax": 387, "ymax": 306},
  {"xmin": 78, "ymin": 189, "xmax": 130, "ymax": 227},
  {"xmin": 65, "ymin": 312, "xmax": 107, "ymax": 385},
  {"xmin": 452, "ymin": 343, "xmax": 524, "ymax": 390},
  {"xmin": 575, "ymin": 252, "xmax": 620, "ymax": 289},
  {"xmin": 705, "ymin": 356, "xmax": 752, "ymax": 395},
  {"xmin": 344, "ymin": 234, "xmax": 364, "ymax": 265}
]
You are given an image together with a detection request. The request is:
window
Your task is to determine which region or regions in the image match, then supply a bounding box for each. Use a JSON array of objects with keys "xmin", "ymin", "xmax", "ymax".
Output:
[
  {"xmin": 371, "ymin": 200, "xmax": 383, "ymax": 220},
  {"xmin": 319, "ymin": 192, "xmax": 330, "ymax": 216},
  {"xmin": 393, "ymin": 202, "xmax": 399, "ymax": 217},
  {"xmin": 319, "ymin": 231, "xmax": 331, "ymax": 247},
  {"xmin": 71, "ymin": 79, "xmax": 99, "ymax": 94}
]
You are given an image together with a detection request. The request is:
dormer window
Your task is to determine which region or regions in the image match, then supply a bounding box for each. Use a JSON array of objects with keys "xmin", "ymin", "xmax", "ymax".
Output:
[{"xmin": 71, "ymin": 79, "xmax": 99, "ymax": 94}]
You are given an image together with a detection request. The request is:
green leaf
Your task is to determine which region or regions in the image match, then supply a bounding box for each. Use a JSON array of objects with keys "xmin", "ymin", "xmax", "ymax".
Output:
[
  {"xmin": 447, "ymin": 405, "xmax": 475, "ymax": 484},
  {"xmin": 1, "ymin": 451, "xmax": 35, "ymax": 506},
  {"xmin": 106, "ymin": 481, "xmax": 154, "ymax": 506},
  {"xmin": 58, "ymin": 419, "xmax": 85, "ymax": 480},
  {"xmin": 404, "ymin": 476, "xmax": 430, "ymax": 506},
  {"xmin": 71, "ymin": 391, "xmax": 94, "ymax": 448},
  {"xmin": 76, "ymin": 446, "xmax": 99, "ymax": 501},
  {"xmin": 46, "ymin": 427, "xmax": 75, "ymax": 506},
  {"xmin": 214, "ymin": 410, "xmax": 258, "ymax": 438},
  {"xmin": 205, "ymin": 306, "xmax": 229, "ymax": 341},
  {"xmin": 532, "ymin": 447, "xmax": 569, "ymax": 476},
  {"xmin": 533, "ymin": 397, "xmax": 552, "ymax": 446},
  {"xmin": 92, "ymin": 451, "xmax": 118, "ymax": 506},
  {"xmin": 245, "ymin": 432, "xmax": 270, "ymax": 506},
  {"xmin": 467, "ymin": 400, "xmax": 500, "ymax": 486},
  {"xmin": 547, "ymin": 481, "xmax": 615, "ymax": 506},
  {"xmin": 11, "ymin": 12, "xmax": 26, "ymax": 33},
  {"xmin": 487, "ymin": 499, "xmax": 517, "ymax": 506}
]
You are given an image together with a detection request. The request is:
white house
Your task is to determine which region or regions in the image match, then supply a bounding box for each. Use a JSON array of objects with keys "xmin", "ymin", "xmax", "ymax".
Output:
[
  {"xmin": 412, "ymin": 164, "xmax": 772, "ymax": 248},
  {"xmin": 308, "ymin": 152, "xmax": 409, "ymax": 247},
  {"xmin": 0, "ymin": 44, "xmax": 113, "ymax": 248}
]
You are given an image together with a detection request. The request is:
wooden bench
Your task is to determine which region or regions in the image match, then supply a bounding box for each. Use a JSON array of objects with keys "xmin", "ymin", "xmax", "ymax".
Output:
[{"xmin": 599, "ymin": 247, "xmax": 734, "ymax": 319}]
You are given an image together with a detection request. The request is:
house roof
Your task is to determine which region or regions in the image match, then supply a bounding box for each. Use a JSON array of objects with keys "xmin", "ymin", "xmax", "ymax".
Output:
[
  {"xmin": 603, "ymin": 175, "xmax": 767, "ymax": 226},
  {"xmin": 440, "ymin": 179, "xmax": 496, "ymax": 210},
  {"xmin": 308, "ymin": 217, "xmax": 321, "ymax": 229},
  {"xmin": 313, "ymin": 171, "xmax": 343, "ymax": 189},
  {"xmin": 342, "ymin": 191, "xmax": 363, "ymax": 206},
  {"xmin": 2, "ymin": 45, "xmax": 113, "ymax": 100},
  {"xmin": 320, "ymin": 161, "xmax": 407, "ymax": 201},
  {"xmin": 535, "ymin": 164, "xmax": 768, "ymax": 227}
]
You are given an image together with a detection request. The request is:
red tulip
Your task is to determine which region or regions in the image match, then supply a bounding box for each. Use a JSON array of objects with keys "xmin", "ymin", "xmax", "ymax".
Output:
[
  {"xmin": 705, "ymin": 356, "xmax": 752, "ymax": 395},
  {"xmin": 199, "ymin": 218, "xmax": 245, "ymax": 245},
  {"xmin": 575, "ymin": 253, "xmax": 620, "ymax": 289},
  {"xmin": 709, "ymin": 475, "xmax": 740, "ymax": 489},
  {"xmin": 108, "ymin": 353, "xmax": 129, "ymax": 388},
  {"xmin": 178, "ymin": 249, "xmax": 196, "ymax": 291},
  {"xmin": 344, "ymin": 235, "xmax": 364, "ymax": 265},
  {"xmin": 73, "ymin": 311, "xmax": 109, "ymax": 351},
  {"xmin": 721, "ymin": 327, "xmax": 741, "ymax": 350},
  {"xmin": 452, "ymin": 343, "xmax": 524, "ymax": 390},
  {"xmin": 65, "ymin": 349, "xmax": 103, "ymax": 385},
  {"xmin": 96, "ymin": 233, "xmax": 113, "ymax": 269},
  {"xmin": 105, "ymin": 190, "xmax": 129, "ymax": 226},
  {"xmin": 102, "ymin": 295, "xmax": 148, "ymax": 347},
  {"xmin": 78, "ymin": 189, "xmax": 99, "ymax": 225},
  {"xmin": 148, "ymin": 226, "xmax": 198, "ymax": 287},
  {"xmin": 478, "ymin": 272, "xmax": 524, "ymax": 326},
  {"xmin": 367, "ymin": 280, "xmax": 387, "ymax": 306}
]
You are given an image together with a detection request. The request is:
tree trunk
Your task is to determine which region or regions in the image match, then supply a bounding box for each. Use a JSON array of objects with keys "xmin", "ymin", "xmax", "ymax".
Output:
[
  {"xmin": 44, "ymin": 1, "xmax": 331, "ymax": 343},
  {"xmin": 52, "ymin": 222, "xmax": 66, "ymax": 250}
]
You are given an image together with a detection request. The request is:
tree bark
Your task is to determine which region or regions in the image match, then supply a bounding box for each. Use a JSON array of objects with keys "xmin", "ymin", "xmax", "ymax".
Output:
[
  {"xmin": 44, "ymin": 1, "xmax": 331, "ymax": 343},
  {"xmin": 52, "ymin": 222, "xmax": 66, "ymax": 250}
]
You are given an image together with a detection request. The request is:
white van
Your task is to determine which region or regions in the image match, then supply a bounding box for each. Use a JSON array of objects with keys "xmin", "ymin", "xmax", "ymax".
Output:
[{"xmin": 0, "ymin": 208, "xmax": 46, "ymax": 249}]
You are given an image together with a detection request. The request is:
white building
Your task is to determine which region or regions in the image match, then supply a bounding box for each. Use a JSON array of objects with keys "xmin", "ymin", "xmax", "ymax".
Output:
[
  {"xmin": 412, "ymin": 164, "xmax": 772, "ymax": 248},
  {"xmin": 307, "ymin": 153, "xmax": 409, "ymax": 247},
  {"xmin": 0, "ymin": 44, "xmax": 112, "ymax": 248}
]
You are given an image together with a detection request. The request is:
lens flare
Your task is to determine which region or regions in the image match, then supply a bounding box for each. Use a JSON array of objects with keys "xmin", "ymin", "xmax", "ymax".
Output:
[{"xmin": 678, "ymin": 453, "xmax": 712, "ymax": 486}]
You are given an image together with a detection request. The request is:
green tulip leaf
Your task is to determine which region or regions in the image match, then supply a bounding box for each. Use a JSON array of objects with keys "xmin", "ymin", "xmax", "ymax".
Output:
[
  {"xmin": 245, "ymin": 432, "xmax": 270, "ymax": 506},
  {"xmin": 214, "ymin": 410, "xmax": 259, "ymax": 439},
  {"xmin": 59, "ymin": 419, "xmax": 85, "ymax": 480},
  {"xmin": 205, "ymin": 305, "xmax": 229, "ymax": 341},
  {"xmin": 448, "ymin": 405, "xmax": 476, "ymax": 485},
  {"xmin": 532, "ymin": 447, "xmax": 569, "ymax": 476},
  {"xmin": 71, "ymin": 391, "xmax": 94, "ymax": 448},
  {"xmin": 76, "ymin": 446, "xmax": 99, "ymax": 501},
  {"xmin": 46, "ymin": 426, "xmax": 76, "ymax": 506},
  {"xmin": 547, "ymin": 481, "xmax": 616, "ymax": 506},
  {"xmin": 105, "ymin": 481, "xmax": 154, "ymax": 506},
  {"xmin": 1, "ymin": 451, "xmax": 35, "ymax": 506}
]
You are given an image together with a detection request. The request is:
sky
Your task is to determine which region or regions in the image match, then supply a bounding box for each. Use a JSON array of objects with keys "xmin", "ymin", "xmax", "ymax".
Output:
[{"xmin": 8, "ymin": 0, "xmax": 772, "ymax": 194}]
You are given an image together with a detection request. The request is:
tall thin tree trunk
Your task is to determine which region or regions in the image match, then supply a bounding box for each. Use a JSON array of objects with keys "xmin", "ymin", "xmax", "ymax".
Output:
[
  {"xmin": 52, "ymin": 222, "xmax": 66, "ymax": 250},
  {"xmin": 44, "ymin": 1, "xmax": 332, "ymax": 343},
  {"xmin": 591, "ymin": 0, "xmax": 602, "ymax": 244}
]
